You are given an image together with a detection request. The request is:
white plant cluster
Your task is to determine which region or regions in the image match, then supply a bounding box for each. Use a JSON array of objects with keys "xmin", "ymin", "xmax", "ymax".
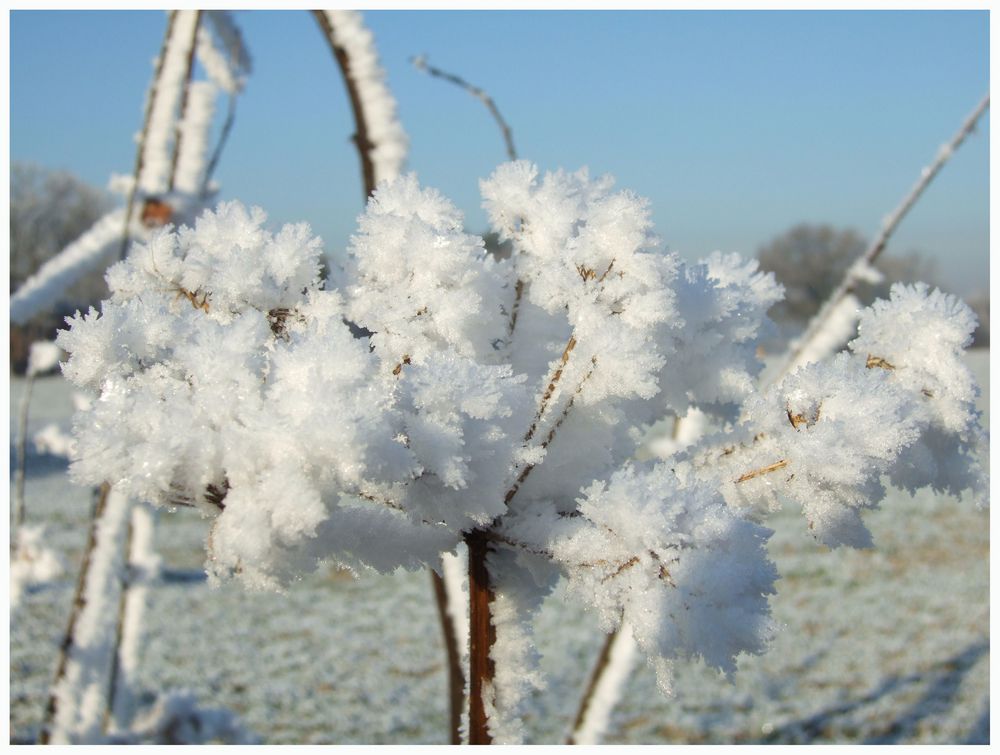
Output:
[{"xmin": 58, "ymin": 162, "xmax": 987, "ymax": 743}]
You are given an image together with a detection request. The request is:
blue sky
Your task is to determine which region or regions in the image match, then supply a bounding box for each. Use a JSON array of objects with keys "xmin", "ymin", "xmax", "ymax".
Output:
[{"xmin": 10, "ymin": 9, "xmax": 990, "ymax": 294}]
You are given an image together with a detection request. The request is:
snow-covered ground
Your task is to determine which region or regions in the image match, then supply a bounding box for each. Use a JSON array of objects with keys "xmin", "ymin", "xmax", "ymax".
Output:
[{"xmin": 9, "ymin": 351, "xmax": 989, "ymax": 744}]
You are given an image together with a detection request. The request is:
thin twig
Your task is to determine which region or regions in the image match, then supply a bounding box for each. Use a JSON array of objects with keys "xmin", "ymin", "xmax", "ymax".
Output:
[
  {"xmin": 201, "ymin": 93, "xmax": 237, "ymax": 194},
  {"xmin": 411, "ymin": 54, "xmax": 517, "ymax": 161},
  {"xmin": 735, "ymin": 459, "xmax": 789, "ymax": 484},
  {"xmin": 771, "ymin": 93, "xmax": 990, "ymax": 384},
  {"xmin": 117, "ymin": 12, "xmax": 178, "ymax": 261},
  {"xmin": 430, "ymin": 570, "xmax": 465, "ymax": 744},
  {"xmin": 523, "ymin": 335, "xmax": 578, "ymax": 444}
]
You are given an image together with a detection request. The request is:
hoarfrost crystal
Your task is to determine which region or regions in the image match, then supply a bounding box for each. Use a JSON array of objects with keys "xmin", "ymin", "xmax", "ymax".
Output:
[{"xmin": 59, "ymin": 164, "xmax": 988, "ymax": 743}]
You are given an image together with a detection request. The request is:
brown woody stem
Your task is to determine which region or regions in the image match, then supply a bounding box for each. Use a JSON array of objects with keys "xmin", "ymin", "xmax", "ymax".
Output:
[
  {"xmin": 313, "ymin": 10, "xmax": 377, "ymax": 200},
  {"xmin": 466, "ymin": 530, "xmax": 496, "ymax": 745}
]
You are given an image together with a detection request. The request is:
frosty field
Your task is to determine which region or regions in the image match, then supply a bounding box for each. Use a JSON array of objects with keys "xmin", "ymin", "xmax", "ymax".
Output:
[{"xmin": 9, "ymin": 350, "xmax": 989, "ymax": 745}]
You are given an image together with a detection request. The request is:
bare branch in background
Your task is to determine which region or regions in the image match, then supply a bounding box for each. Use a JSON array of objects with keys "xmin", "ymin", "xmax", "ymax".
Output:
[
  {"xmin": 768, "ymin": 93, "xmax": 990, "ymax": 383},
  {"xmin": 411, "ymin": 54, "xmax": 518, "ymax": 161},
  {"xmin": 202, "ymin": 94, "xmax": 238, "ymax": 192}
]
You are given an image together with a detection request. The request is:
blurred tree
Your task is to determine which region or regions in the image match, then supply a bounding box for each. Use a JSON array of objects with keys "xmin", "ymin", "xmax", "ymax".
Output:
[
  {"xmin": 757, "ymin": 223, "xmax": 940, "ymax": 327},
  {"xmin": 10, "ymin": 162, "xmax": 113, "ymax": 372},
  {"xmin": 11, "ymin": 162, "xmax": 113, "ymax": 301}
]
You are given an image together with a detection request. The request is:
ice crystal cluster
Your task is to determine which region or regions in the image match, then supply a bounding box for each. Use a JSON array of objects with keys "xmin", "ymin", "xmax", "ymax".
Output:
[{"xmin": 58, "ymin": 162, "xmax": 986, "ymax": 742}]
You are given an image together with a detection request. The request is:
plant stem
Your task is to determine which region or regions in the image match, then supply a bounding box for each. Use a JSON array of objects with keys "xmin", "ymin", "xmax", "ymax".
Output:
[
  {"xmin": 770, "ymin": 92, "xmax": 990, "ymax": 384},
  {"xmin": 40, "ymin": 483, "xmax": 111, "ymax": 744},
  {"xmin": 567, "ymin": 630, "xmax": 616, "ymax": 744},
  {"xmin": 466, "ymin": 530, "xmax": 496, "ymax": 745},
  {"xmin": 102, "ymin": 512, "xmax": 135, "ymax": 735},
  {"xmin": 13, "ymin": 373, "xmax": 35, "ymax": 535},
  {"xmin": 118, "ymin": 11, "xmax": 177, "ymax": 261},
  {"xmin": 312, "ymin": 10, "xmax": 377, "ymax": 200},
  {"xmin": 411, "ymin": 55, "xmax": 517, "ymax": 162},
  {"xmin": 430, "ymin": 570, "xmax": 465, "ymax": 744},
  {"xmin": 167, "ymin": 11, "xmax": 202, "ymax": 192}
]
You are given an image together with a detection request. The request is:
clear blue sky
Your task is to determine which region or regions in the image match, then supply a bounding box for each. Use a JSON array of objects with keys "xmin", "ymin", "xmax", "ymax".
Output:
[{"xmin": 10, "ymin": 9, "xmax": 990, "ymax": 295}]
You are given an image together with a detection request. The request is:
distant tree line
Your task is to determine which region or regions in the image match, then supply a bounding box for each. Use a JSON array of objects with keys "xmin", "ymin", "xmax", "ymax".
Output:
[{"xmin": 10, "ymin": 162, "xmax": 113, "ymax": 371}]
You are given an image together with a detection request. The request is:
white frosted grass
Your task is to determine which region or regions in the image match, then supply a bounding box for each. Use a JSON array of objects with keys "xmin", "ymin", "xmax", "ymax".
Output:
[
  {"xmin": 10, "ymin": 525, "xmax": 65, "ymax": 610},
  {"xmin": 322, "ymin": 10, "xmax": 408, "ymax": 183},
  {"xmin": 172, "ymin": 80, "xmax": 217, "ymax": 196},
  {"xmin": 27, "ymin": 341, "xmax": 63, "ymax": 376},
  {"xmin": 123, "ymin": 691, "xmax": 257, "ymax": 744},
  {"xmin": 10, "ymin": 209, "xmax": 125, "ymax": 325},
  {"xmin": 139, "ymin": 10, "xmax": 200, "ymax": 195},
  {"xmin": 33, "ymin": 422, "xmax": 75, "ymax": 459},
  {"xmin": 569, "ymin": 625, "xmax": 638, "ymax": 745},
  {"xmin": 48, "ymin": 486, "xmax": 131, "ymax": 744}
]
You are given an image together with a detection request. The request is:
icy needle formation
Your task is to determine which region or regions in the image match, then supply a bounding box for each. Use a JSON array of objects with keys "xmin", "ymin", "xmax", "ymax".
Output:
[{"xmin": 59, "ymin": 164, "xmax": 987, "ymax": 743}]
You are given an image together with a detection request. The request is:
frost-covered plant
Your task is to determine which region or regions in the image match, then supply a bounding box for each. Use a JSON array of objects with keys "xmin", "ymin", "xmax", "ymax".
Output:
[{"xmin": 57, "ymin": 163, "xmax": 987, "ymax": 744}]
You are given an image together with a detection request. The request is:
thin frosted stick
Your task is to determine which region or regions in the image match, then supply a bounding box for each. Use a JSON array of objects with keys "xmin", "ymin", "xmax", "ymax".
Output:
[
  {"xmin": 566, "ymin": 625, "xmax": 637, "ymax": 744},
  {"xmin": 166, "ymin": 11, "xmax": 203, "ymax": 192},
  {"xmin": 313, "ymin": 10, "xmax": 408, "ymax": 198},
  {"xmin": 769, "ymin": 93, "xmax": 990, "ymax": 384},
  {"xmin": 410, "ymin": 55, "xmax": 524, "ymax": 337},
  {"xmin": 202, "ymin": 93, "xmax": 237, "ymax": 193},
  {"xmin": 13, "ymin": 374, "xmax": 35, "ymax": 532},
  {"xmin": 116, "ymin": 12, "xmax": 177, "ymax": 261},
  {"xmin": 40, "ymin": 484, "xmax": 110, "ymax": 743},
  {"xmin": 412, "ymin": 55, "xmax": 517, "ymax": 161}
]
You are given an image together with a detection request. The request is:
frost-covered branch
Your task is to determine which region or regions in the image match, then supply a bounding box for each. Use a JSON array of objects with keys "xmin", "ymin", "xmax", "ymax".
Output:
[
  {"xmin": 11, "ymin": 11, "xmax": 240, "ymax": 327},
  {"xmin": 411, "ymin": 54, "xmax": 517, "ymax": 161},
  {"xmin": 313, "ymin": 10, "xmax": 408, "ymax": 197},
  {"xmin": 10, "ymin": 208, "xmax": 126, "ymax": 325},
  {"xmin": 769, "ymin": 93, "xmax": 990, "ymax": 382},
  {"xmin": 106, "ymin": 504, "xmax": 161, "ymax": 734},
  {"xmin": 118, "ymin": 10, "xmax": 202, "ymax": 260},
  {"xmin": 166, "ymin": 12, "xmax": 202, "ymax": 192},
  {"xmin": 566, "ymin": 625, "xmax": 636, "ymax": 744},
  {"xmin": 42, "ymin": 484, "xmax": 131, "ymax": 744}
]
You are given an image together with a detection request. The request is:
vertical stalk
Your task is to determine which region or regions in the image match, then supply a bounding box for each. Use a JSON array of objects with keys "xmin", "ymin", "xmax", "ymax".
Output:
[
  {"xmin": 13, "ymin": 373, "xmax": 35, "ymax": 534},
  {"xmin": 466, "ymin": 531, "xmax": 495, "ymax": 745},
  {"xmin": 566, "ymin": 630, "xmax": 616, "ymax": 744},
  {"xmin": 312, "ymin": 10, "xmax": 376, "ymax": 199},
  {"xmin": 430, "ymin": 570, "xmax": 465, "ymax": 744},
  {"xmin": 40, "ymin": 483, "xmax": 111, "ymax": 744},
  {"xmin": 167, "ymin": 11, "xmax": 203, "ymax": 192},
  {"xmin": 103, "ymin": 513, "xmax": 136, "ymax": 734},
  {"xmin": 117, "ymin": 11, "xmax": 177, "ymax": 261}
]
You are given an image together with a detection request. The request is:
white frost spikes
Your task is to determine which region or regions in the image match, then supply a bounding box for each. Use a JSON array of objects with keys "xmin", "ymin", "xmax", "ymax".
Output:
[{"xmin": 58, "ymin": 165, "xmax": 987, "ymax": 742}]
